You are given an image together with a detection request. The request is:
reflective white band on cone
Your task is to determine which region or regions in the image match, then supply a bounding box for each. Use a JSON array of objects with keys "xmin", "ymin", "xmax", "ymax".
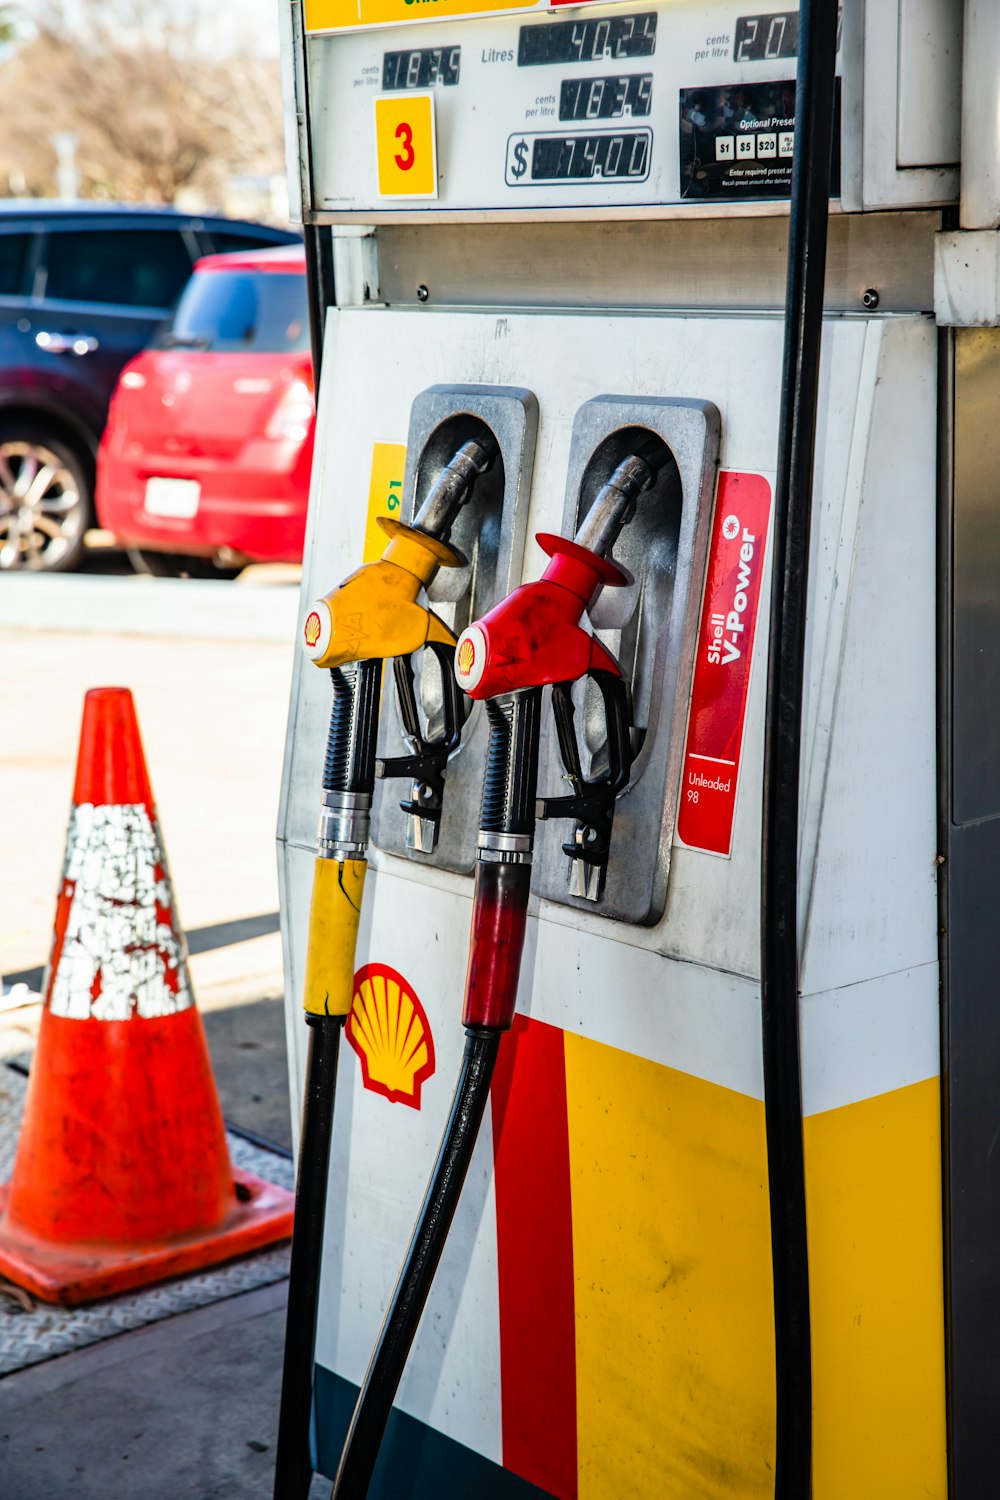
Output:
[{"xmin": 48, "ymin": 803, "xmax": 194, "ymax": 1022}]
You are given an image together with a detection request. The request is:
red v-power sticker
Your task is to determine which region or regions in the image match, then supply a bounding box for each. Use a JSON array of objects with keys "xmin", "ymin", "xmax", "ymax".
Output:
[{"xmin": 677, "ymin": 471, "xmax": 773, "ymax": 857}]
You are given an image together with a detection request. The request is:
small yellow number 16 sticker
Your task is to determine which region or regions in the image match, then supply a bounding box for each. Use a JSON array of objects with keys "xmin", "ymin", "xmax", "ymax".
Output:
[{"xmin": 373, "ymin": 93, "xmax": 438, "ymax": 199}]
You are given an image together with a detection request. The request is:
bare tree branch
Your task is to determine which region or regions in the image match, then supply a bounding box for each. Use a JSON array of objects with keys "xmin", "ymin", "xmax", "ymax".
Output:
[{"xmin": 0, "ymin": 0, "xmax": 285, "ymax": 206}]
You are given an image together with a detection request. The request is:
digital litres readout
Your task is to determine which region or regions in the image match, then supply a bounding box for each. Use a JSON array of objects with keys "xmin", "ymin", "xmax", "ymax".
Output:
[
  {"xmin": 507, "ymin": 130, "xmax": 651, "ymax": 184},
  {"xmin": 382, "ymin": 46, "xmax": 460, "ymax": 90},
  {"xmin": 560, "ymin": 74, "xmax": 652, "ymax": 122},
  {"xmin": 518, "ymin": 13, "xmax": 657, "ymax": 68}
]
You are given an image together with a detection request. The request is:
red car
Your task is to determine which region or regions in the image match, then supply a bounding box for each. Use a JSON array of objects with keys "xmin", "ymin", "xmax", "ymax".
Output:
[{"xmin": 97, "ymin": 245, "xmax": 313, "ymax": 577}]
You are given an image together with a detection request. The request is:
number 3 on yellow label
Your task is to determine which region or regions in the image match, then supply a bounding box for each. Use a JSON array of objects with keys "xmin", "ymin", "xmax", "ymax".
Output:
[{"xmin": 374, "ymin": 94, "xmax": 438, "ymax": 199}]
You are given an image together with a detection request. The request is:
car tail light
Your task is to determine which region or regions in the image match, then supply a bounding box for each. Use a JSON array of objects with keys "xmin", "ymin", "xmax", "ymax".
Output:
[{"xmin": 265, "ymin": 378, "xmax": 314, "ymax": 443}]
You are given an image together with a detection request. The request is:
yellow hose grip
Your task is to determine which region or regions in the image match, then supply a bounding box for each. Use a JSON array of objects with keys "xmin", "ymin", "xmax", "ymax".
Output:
[{"xmin": 302, "ymin": 857, "xmax": 367, "ymax": 1017}]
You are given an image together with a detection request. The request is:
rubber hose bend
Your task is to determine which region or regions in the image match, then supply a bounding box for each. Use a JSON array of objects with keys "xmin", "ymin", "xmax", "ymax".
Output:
[{"xmin": 330, "ymin": 1028, "xmax": 501, "ymax": 1499}]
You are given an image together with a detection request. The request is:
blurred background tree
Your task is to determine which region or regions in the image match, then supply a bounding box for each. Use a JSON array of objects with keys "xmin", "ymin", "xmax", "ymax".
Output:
[{"xmin": 0, "ymin": 0, "xmax": 285, "ymax": 213}]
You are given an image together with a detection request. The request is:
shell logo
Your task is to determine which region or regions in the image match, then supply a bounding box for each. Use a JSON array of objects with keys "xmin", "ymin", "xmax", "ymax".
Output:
[
  {"xmin": 346, "ymin": 963, "xmax": 436, "ymax": 1109},
  {"xmin": 303, "ymin": 611, "xmax": 322, "ymax": 648},
  {"xmin": 457, "ymin": 635, "xmax": 476, "ymax": 678}
]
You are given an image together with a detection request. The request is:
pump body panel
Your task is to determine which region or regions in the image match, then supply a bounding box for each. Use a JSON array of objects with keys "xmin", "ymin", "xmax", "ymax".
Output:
[{"xmin": 277, "ymin": 305, "xmax": 945, "ymax": 1498}]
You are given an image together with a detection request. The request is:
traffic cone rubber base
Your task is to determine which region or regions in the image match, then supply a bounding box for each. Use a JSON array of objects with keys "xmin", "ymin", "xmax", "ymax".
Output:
[{"xmin": 0, "ymin": 1168, "xmax": 293, "ymax": 1306}]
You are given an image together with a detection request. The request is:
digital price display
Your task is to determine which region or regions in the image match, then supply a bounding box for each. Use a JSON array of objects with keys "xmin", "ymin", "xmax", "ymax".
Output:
[
  {"xmin": 518, "ymin": 130, "xmax": 651, "ymax": 182},
  {"xmin": 733, "ymin": 11, "xmax": 841, "ymax": 61},
  {"xmin": 733, "ymin": 13, "xmax": 799, "ymax": 61},
  {"xmin": 559, "ymin": 74, "xmax": 652, "ymax": 122},
  {"xmin": 382, "ymin": 46, "xmax": 461, "ymax": 90},
  {"xmin": 518, "ymin": 13, "xmax": 657, "ymax": 68}
]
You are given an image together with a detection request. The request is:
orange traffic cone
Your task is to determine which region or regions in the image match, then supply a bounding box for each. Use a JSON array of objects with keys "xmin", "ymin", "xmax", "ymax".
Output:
[{"xmin": 0, "ymin": 687, "xmax": 294, "ymax": 1305}]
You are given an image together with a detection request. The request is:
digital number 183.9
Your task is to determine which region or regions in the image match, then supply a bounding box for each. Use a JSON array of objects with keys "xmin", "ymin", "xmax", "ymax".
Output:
[{"xmin": 559, "ymin": 73, "xmax": 652, "ymax": 121}]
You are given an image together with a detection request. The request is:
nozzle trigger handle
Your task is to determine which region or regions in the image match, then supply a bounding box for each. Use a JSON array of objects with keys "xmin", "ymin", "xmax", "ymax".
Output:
[
  {"xmin": 538, "ymin": 668, "xmax": 633, "ymax": 874},
  {"xmin": 376, "ymin": 640, "xmax": 467, "ymax": 824}
]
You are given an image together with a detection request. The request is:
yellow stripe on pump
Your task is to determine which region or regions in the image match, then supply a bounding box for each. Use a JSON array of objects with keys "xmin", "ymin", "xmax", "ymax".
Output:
[
  {"xmin": 302, "ymin": 858, "xmax": 367, "ymax": 1017},
  {"xmin": 302, "ymin": 518, "xmax": 462, "ymax": 670}
]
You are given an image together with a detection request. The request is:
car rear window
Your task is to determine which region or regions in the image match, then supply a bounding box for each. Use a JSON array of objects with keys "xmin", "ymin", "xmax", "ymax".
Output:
[
  {"xmin": 44, "ymin": 228, "xmax": 194, "ymax": 309},
  {"xmin": 0, "ymin": 233, "xmax": 31, "ymax": 296},
  {"xmin": 202, "ymin": 230, "xmax": 298, "ymax": 256},
  {"xmin": 163, "ymin": 270, "xmax": 309, "ymax": 354}
]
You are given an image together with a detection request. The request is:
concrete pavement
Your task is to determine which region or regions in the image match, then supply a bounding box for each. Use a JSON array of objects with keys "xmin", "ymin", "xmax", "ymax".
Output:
[
  {"xmin": 0, "ymin": 570, "xmax": 317, "ymax": 1496},
  {"xmin": 0, "ymin": 1284, "xmax": 330, "ymax": 1500}
]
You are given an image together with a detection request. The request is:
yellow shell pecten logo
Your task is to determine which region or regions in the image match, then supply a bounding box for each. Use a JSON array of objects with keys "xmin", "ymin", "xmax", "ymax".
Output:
[
  {"xmin": 303, "ymin": 611, "xmax": 322, "ymax": 648},
  {"xmin": 346, "ymin": 963, "xmax": 436, "ymax": 1109},
  {"xmin": 457, "ymin": 635, "xmax": 476, "ymax": 678}
]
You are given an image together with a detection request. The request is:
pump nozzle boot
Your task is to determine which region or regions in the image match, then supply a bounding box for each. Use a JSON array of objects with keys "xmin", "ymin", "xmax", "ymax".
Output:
[{"xmin": 412, "ymin": 430, "xmax": 498, "ymax": 539}]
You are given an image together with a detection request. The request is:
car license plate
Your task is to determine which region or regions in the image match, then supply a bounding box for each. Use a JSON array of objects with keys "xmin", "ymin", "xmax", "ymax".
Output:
[{"xmin": 143, "ymin": 477, "xmax": 200, "ymax": 519}]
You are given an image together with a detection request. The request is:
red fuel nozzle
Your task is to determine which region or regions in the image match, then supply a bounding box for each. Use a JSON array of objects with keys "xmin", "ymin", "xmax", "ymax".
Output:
[
  {"xmin": 454, "ymin": 533, "xmax": 628, "ymax": 701},
  {"xmin": 455, "ymin": 534, "xmax": 630, "ymax": 1031}
]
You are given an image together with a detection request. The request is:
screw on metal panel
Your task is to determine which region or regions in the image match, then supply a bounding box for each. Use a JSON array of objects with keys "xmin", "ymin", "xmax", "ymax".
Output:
[
  {"xmin": 416, "ymin": 284, "xmax": 430, "ymax": 302},
  {"xmin": 862, "ymin": 288, "xmax": 880, "ymax": 309}
]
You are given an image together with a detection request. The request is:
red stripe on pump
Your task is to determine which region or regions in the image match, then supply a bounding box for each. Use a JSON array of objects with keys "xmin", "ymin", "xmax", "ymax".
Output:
[{"xmin": 491, "ymin": 1015, "xmax": 577, "ymax": 1499}]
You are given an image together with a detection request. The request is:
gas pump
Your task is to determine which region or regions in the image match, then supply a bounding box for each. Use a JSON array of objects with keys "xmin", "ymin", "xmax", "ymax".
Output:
[{"xmin": 273, "ymin": 0, "xmax": 1000, "ymax": 1495}]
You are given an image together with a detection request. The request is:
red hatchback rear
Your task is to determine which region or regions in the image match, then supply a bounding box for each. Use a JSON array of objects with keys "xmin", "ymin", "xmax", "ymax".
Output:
[{"xmin": 97, "ymin": 245, "xmax": 313, "ymax": 576}]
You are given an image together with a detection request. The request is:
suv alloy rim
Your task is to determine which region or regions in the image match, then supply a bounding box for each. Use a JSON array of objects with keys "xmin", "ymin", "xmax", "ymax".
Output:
[{"xmin": 0, "ymin": 440, "xmax": 83, "ymax": 570}]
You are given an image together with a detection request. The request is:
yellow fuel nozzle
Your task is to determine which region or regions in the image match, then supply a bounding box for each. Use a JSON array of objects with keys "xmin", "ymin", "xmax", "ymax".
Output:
[{"xmin": 302, "ymin": 517, "xmax": 463, "ymax": 669}]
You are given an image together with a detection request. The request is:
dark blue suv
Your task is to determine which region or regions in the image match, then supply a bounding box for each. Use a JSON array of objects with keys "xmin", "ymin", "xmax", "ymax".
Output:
[{"xmin": 0, "ymin": 204, "xmax": 300, "ymax": 571}]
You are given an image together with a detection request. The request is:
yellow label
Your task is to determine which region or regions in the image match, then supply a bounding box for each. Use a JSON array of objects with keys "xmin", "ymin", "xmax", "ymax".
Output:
[
  {"xmin": 374, "ymin": 93, "xmax": 437, "ymax": 198},
  {"xmin": 306, "ymin": 0, "xmax": 531, "ymax": 31},
  {"xmin": 364, "ymin": 442, "xmax": 407, "ymax": 562},
  {"xmin": 304, "ymin": 0, "xmax": 358, "ymax": 29}
]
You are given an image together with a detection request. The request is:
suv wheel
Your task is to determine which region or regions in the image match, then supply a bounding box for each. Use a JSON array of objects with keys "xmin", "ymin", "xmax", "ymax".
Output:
[{"xmin": 0, "ymin": 425, "xmax": 91, "ymax": 572}]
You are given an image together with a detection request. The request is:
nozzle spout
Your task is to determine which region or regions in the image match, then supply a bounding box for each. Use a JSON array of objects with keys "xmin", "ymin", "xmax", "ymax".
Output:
[
  {"xmin": 573, "ymin": 442, "xmax": 668, "ymax": 560},
  {"xmin": 413, "ymin": 429, "xmax": 499, "ymax": 541}
]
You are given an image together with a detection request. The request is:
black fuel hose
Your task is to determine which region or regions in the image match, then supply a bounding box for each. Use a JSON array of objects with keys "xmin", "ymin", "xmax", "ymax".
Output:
[
  {"xmin": 761, "ymin": 1, "xmax": 839, "ymax": 1496},
  {"xmin": 274, "ymin": 660, "xmax": 381, "ymax": 1500},
  {"xmin": 330, "ymin": 689, "xmax": 539, "ymax": 1496},
  {"xmin": 329, "ymin": 1027, "xmax": 501, "ymax": 1499},
  {"xmin": 274, "ymin": 1014, "xmax": 343, "ymax": 1500}
]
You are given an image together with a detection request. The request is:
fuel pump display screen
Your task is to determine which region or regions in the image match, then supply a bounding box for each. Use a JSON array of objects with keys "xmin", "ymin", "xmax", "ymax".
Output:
[
  {"xmin": 559, "ymin": 74, "xmax": 652, "ymax": 121},
  {"xmin": 517, "ymin": 13, "xmax": 657, "ymax": 67},
  {"xmin": 306, "ymin": 1, "xmax": 846, "ymax": 215},
  {"xmin": 382, "ymin": 46, "xmax": 461, "ymax": 89}
]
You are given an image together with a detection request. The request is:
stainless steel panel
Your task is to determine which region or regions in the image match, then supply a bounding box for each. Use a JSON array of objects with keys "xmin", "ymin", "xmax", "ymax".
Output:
[
  {"xmin": 958, "ymin": 0, "xmax": 1000, "ymax": 228},
  {"xmin": 376, "ymin": 212, "xmax": 937, "ymax": 313},
  {"xmin": 370, "ymin": 384, "xmax": 537, "ymax": 873},
  {"xmin": 534, "ymin": 395, "xmax": 720, "ymax": 925},
  {"xmin": 896, "ymin": 0, "xmax": 963, "ymax": 169}
]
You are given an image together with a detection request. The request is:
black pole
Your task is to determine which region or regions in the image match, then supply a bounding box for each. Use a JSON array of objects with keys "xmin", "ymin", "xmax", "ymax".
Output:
[
  {"xmin": 304, "ymin": 223, "xmax": 335, "ymax": 386},
  {"xmin": 760, "ymin": 2, "xmax": 839, "ymax": 1497},
  {"xmin": 273, "ymin": 1015, "xmax": 344, "ymax": 1500}
]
